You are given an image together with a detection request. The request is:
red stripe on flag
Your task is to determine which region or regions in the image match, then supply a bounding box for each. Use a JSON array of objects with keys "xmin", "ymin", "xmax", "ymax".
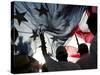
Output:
[
  {"xmin": 69, "ymin": 25, "xmax": 94, "ymax": 43},
  {"xmin": 71, "ymin": 54, "xmax": 80, "ymax": 58},
  {"xmin": 65, "ymin": 46, "xmax": 80, "ymax": 58}
]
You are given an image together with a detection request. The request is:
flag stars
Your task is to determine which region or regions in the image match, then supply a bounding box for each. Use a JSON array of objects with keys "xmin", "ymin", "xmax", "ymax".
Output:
[
  {"xmin": 35, "ymin": 4, "xmax": 48, "ymax": 17},
  {"xmin": 14, "ymin": 8, "xmax": 28, "ymax": 25},
  {"xmin": 30, "ymin": 30, "xmax": 38, "ymax": 40}
]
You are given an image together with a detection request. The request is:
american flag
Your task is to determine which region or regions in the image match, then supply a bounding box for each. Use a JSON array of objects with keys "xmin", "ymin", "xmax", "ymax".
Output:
[{"xmin": 11, "ymin": 1, "xmax": 94, "ymax": 64}]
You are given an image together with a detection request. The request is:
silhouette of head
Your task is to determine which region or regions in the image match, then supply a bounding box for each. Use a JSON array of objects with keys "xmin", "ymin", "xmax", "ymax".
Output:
[
  {"xmin": 87, "ymin": 13, "xmax": 97, "ymax": 35},
  {"xmin": 78, "ymin": 43, "xmax": 88, "ymax": 56},
  {"xmin": 56, "ymin": 46, "xmax": 68, "ymax": 61},
  {"xmin": 14, "ymin": 55, "xmax": 40, "ymax": 73}
]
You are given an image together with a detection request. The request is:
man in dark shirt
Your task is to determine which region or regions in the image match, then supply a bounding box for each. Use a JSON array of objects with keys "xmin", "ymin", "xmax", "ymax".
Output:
[{"xmin": 76, "ymin": 43, "xmax": 96, "ymax": 69}]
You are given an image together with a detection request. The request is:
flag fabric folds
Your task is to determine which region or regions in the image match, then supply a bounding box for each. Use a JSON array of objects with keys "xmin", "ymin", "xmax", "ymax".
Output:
[{"xmin": 11, "ymin": 1, "xmax": 88, "ymax": 63}]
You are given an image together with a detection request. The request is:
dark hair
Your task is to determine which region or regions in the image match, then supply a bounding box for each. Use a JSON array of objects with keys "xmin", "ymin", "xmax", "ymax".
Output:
[
  {"xmin": 78, "ymin": 43, "xmax": 88, "ymax": 56},
  {"xmin": 87, "ymin": 13, "xmax": 97, "ymax": 35},
  {"xmin": 56, "ymin": 46, "xmax": 68, "ymax": 61},
  {"xmin": 14, "ymin": 55, "xmax": 40, "ymax": 73}
]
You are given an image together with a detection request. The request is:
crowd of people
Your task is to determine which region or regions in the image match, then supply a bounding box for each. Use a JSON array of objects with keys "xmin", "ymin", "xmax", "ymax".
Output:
[{"xmin": 11, "ymin": 7, "xmax": 97, "ymax": 73}]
